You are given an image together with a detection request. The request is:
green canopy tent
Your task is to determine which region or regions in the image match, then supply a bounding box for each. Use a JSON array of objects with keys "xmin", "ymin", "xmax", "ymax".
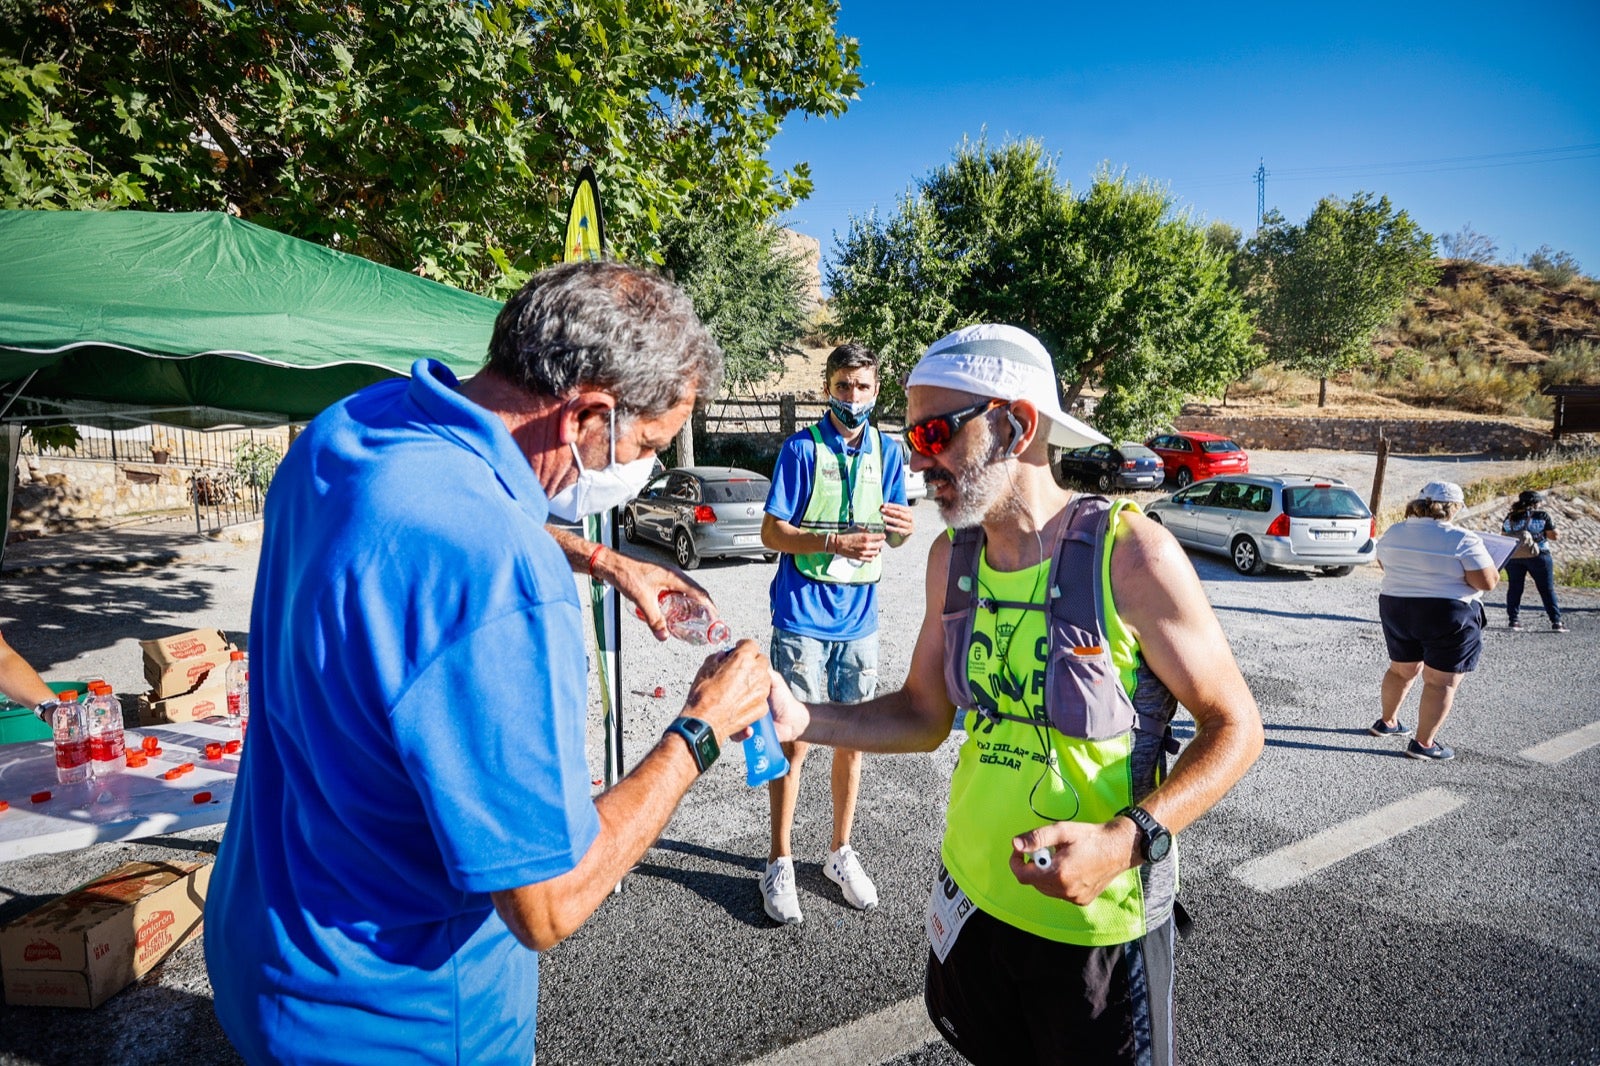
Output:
[{"xmin": 0, "ymin": 209, "xmax": 499, "ymax": 421}]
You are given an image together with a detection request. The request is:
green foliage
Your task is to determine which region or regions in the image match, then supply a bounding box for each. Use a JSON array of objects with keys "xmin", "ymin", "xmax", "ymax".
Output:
[
  {"xmin": 1541, "ymin": 341, "xmax": 1600, "ymax": 387},
  {"xmin": 1244, "ymin": 192, "xmax": 1437, "ymax": 404},
  {"xmin": 0, "ymin": 57, "xmax": 146, "ymax": 209},
  {"xmin": 25, "ymin": 422, "xmax": 81, "ymax": 452},
  {"xmin": 1558, "ymin": 556, "xmax": 1600, "ymax": 588},
  {"xmin": 231, "ymin": 438, "xmax": 282, "ymax": 493},
  {"xmin": 1525, "ymin": 245, "xmax": 1582, "ymax": 287},
  {"xmin": 659, "ymin": 211, "xmax": 810, "ymax": 394},
  {"xmin": 827, "ymin": 138, "xmax": 1260, "ymax": 440},
  {"xmin": 0, "ymin": 0, "xmax": 862, "ymax": 296}
]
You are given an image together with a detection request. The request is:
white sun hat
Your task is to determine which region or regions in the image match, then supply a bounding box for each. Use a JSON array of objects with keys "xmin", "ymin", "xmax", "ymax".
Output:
[{"xmin": 906, "ymin": 324, "xmax": 1108, "ymax": 449}]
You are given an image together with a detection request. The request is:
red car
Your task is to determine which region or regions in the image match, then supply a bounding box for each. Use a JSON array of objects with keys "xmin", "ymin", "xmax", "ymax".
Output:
[{"xmin": 1144, "ymin": 432, "xmax": 1250, "ymax": 488}]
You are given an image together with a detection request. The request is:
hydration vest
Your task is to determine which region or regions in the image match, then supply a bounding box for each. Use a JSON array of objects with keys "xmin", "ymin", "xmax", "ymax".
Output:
[
  {"xmin": 940, "ymin": 494, "xmax": 1178, "ymax": 748},
  {"xmin": 793, "ymin": 423, "xmax": 885, "ymax": 585}
]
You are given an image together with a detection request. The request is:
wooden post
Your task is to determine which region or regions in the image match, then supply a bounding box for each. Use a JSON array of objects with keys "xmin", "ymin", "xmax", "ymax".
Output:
[{"xmin": 1369, "ymin": 433, "xmax": 1389, "ymax": 520}]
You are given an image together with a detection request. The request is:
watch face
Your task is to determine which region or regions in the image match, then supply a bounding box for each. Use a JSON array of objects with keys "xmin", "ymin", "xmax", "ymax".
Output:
[{"xmin": 1147, "ymin": 829, "xmax": 1172, "ymax": 862}]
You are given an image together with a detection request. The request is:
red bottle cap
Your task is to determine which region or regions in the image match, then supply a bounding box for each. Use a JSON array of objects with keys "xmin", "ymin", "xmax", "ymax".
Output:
[
  {"xmin": 30, "ymin": 790, "xmax": 51, "ymax": 804},
  {"xmin": 58, "ymin": 690, "xmax": 79, "ymax": 701},
  {"xmin": 148, "ymin": 747, "xmax": 163, "ymax": 756},
  {"xmin": 204, "ymin": 743, "xmax": 223, "ymax": 760},
  {"xmin": 230, "ymin": 650, "xmax": 245, "ymax": 661},
  {"xmin": 177, "ymin": 762, "xmax": 195, "ymax": 774},
  {"xmin": 126, "ymin": 752, "xmax": 148, "ymax": 767},
  {"xmin": 224, "ymin": 739, "xmax": 242, "ymax": 754},
  {"xmin": 653, "ymin": 686, "xmax": 666, "ymax": 698},
  {"xmin": 193, "ymin": 792, "xmax": 213, "ymax": 804},
  {"xmin": 141, "ymin": 736, "xmax": 159, "ymax": 753},
  {"xmin": 0, "ymin": 800, "xmax": 9, "ymax": 813},
  {"xmin": 162, "ymin": 769, "xmax": 183, "ymax": 780}
]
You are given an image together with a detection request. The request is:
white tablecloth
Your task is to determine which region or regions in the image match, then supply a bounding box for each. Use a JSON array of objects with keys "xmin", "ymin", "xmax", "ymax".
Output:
[{"xmin": 0, "ymin": 720, "xmax": 241, "ymax": 862}]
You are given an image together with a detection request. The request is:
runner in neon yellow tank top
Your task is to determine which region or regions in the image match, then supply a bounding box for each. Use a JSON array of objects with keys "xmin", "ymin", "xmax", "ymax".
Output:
[{"xmin": 766, "ymin": 324, "xmax": 1263, "ymax": 1065}]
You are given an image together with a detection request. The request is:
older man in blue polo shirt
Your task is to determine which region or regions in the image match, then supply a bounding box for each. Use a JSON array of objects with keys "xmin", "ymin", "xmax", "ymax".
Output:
[{"xmin": 207, "ymin": 262, "xmax": 778, "ymax": 1065}]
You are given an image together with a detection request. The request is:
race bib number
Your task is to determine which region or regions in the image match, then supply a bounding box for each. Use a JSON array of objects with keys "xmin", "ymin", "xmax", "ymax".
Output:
[{"xmin": 926, "ymin": 862, "xmax": 976, "ymax": 963}]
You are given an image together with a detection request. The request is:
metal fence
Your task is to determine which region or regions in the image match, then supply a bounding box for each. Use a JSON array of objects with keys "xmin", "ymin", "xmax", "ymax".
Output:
[{"xmin": 15, "ymin": 416, "xmax": 288, "ymax": 532}]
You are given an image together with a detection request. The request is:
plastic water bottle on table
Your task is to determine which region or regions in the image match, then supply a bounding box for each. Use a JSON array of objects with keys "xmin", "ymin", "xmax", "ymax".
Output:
[
  {"xmin": 50, "ymin": 689, "xmax": 91, "ymax": 785},
  {"xmin": 85, "ymin": 680, "xmax": 126, "ymax": 773},
  {"xmin": 226, "ymin": 649, "xmax": 249, "ymax": 740}
]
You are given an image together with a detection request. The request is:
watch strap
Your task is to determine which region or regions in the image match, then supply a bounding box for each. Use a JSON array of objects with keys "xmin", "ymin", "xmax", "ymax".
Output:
[
  {"xmin": 1118, "ymin": 804, "xmax": 1169, "ymax": 861},
  {"xmin": 664, "ymin": 716, "xmax": 719, "ymax": 774}
]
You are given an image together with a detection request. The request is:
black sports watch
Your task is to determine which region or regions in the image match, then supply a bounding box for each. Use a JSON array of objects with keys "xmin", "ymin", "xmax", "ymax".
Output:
[
  {"xmin": 664, "ymin": 716, "xmax": 719, "ymax": 774},
  {"xmin": 1118, "ymin": 805, "xmax": 1172, "ymax": 863}
]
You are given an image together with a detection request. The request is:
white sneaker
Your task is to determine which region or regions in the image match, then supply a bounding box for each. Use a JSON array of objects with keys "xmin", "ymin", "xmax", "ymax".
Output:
[
  {"xmin": 825, "ymin": 845, "xmax": 879, "ymax": 911},
  {"xmin": 760, "ymin": 857, "xmax": 804, "ymax": 925}
]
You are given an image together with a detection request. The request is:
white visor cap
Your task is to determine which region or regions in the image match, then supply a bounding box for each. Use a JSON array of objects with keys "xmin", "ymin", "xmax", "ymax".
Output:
[{"xmin": 907, "ymin": 324, "xmax": 1108, "ymax": 450}]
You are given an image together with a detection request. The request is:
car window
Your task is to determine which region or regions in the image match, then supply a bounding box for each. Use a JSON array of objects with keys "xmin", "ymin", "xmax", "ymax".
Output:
[
  {"xmin": 641, "ymin": 474, "xmax": 671, "ymax": 498},
  {"xmin": 702, "ymin": 477, "xmax": 770, "ymax": 504},
  {"xmin": 1243, "ymin": 485, "xmax": 1273, "ymax": 512},
  {"xmin": 1200, "ymin": 440, "xmax": 1242, "ymax": 453},
  {"xmin": 1121, "ymin": 444, "xmax": 1157, "ymax": 459},
  {"xmin": 1148, "ymin": 436, "xmax": 1168, "ymax": 450},
  {"xmin": 1089, "ymin": 444, "xmax": 1110, "ymax": 458},
  {"xmin": 1173, "ymin": 483, "xmax": 1217, "ymax": 506},
  {"xmin": 1284, "ymin": 486, "xmax": 1370, "ymax": 519},
  {"xmin": 1212, "ymin": 481, "xmax": 1251, "ymax": 510},
  {"xmin": 666, "ymin": 475, "xmax": 699, "ymax": 501}
]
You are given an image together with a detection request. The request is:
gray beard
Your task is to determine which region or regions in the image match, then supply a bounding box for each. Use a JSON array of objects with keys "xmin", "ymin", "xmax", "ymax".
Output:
[{"xmin": 931, "ymin": 424, "xmax": 1016, "ymax": 530}]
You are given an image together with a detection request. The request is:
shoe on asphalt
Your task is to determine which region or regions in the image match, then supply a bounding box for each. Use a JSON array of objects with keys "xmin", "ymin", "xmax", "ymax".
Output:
[
  {"xmin": 1406, "ymin": 739, "xmax": 1456, "ymax": 762},
  {"xmin": 825, "ymin": 845, "xmax": 879, "ymax": 911},
  {"xmin": 1368, "ymin": 718, "xmax": 1413, "ymax": 737},
  {"xmin": 760, "ymin": 857, "xmax": 803, "ymax": 926},
  {"xmin": 1508, "ymin": 620, "xmax": 1524, "ymax": 631},
  {"xmin": 1552, "ymin": 621, "xmax": 1569, "ymax": 632}
]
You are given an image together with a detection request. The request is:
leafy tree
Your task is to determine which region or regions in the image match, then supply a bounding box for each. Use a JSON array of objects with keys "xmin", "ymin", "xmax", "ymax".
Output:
[
  {"xmin": 829, "ymin": 139, "xmax": 1259, "ymax": 440},
  {"xmin": 658, "ymin": 210, "xmax": 811, "ymax": 393},
  {"xmin": 0, "ymin": 0, "xmax": 862, "ymax": 296},
  {"xmin": 1525, "ymin": 245, "xmax": 1582, "ymax": 287},
  {"xmin": 0, "ymin": 57, "xmax": 145, "ymax": 210},
  {"xmin": 1438, "ymin": 223, "xmax": 1498, "ymax": 264},
  {"xmin": 1245, "ymin": 192, "xmax": 1437, "ymax": 406}
]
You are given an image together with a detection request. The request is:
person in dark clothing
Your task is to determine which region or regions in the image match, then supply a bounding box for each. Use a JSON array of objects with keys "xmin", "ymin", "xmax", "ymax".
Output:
[{"xmin": 1501, "ymin": 490, "xmax": 1566, "ymax": 632}]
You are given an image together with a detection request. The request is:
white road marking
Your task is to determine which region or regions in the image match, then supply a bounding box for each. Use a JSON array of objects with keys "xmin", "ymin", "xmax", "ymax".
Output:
[
  {"xmin": 1519, "ymin": 720, "xmax": 1600, "ymax": 765},
  {"xmin": 741, "ymin": 995, "xmax": 936, "ymax": 1066},
  {"xmin": 1231, "ymin": 787, "xmax": 1468, "ymax": 893}
]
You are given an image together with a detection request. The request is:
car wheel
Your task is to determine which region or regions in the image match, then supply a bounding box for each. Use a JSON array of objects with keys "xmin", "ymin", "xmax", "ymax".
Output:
[
  {"xmin": 1318, "ymin": 565, "xmax": 1355, "ymax": 577},
  {"xmin": 673, "ymin": 528, "xmax": 701, "ymax": 570},
  {"xmin": 1175, "ymin": 467, "xmax": 1193, "ymax": 489},
  {"xmin": 1147, "ymin": 513, "xmax": 1163, "ymax": 527},
  {"xmin": 762, "ymin": 552, "xmax": 779, "ymax": 564},
  {"xmin": 1096, "ymin": 472, "xmax": 1114, "ymax": 493},
  {"xmin": 621, "ymin": 510, "xmax": 638, "ymax": 544},
  {"xmin": 1230, "ymin": 535, "xmax": 1267, "ymax": 576}
]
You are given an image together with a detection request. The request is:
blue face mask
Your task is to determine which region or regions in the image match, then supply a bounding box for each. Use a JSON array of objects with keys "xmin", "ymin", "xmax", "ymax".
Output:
[{"xmin": 828, "ymin": 397, "xmax": 875, "ymax": 429}]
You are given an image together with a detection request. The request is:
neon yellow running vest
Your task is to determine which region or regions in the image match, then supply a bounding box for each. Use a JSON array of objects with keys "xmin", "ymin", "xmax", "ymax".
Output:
[{"xmin": 793, "ymin": 423, "xmax": 885, "ymax": 585}]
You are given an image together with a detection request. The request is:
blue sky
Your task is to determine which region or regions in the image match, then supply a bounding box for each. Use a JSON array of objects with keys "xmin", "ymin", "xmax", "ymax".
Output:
[{"xmin": 767, "ymin": 2, "xmax": 1600, "ymax": 284}]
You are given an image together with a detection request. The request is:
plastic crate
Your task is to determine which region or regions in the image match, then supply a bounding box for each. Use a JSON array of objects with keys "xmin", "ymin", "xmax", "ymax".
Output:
[{"xmin": 0, "ymin": 681, "xmax": 91, "ymax": 745}]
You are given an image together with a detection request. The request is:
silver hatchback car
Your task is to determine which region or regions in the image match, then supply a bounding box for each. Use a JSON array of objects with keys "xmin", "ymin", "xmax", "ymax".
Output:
[
  {"xmin": 622, "ymin": 466, "xmax": 775, "ymax": 570},
  {"xmin": 1145, "ymin": 474, "xmax": 1377, "ymax": 576}
]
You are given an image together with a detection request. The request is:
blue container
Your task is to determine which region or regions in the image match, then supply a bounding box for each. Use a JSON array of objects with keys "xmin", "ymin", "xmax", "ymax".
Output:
[{"xmin": 742, "ymin": 710, "xmax": 790, "ymax": 787}]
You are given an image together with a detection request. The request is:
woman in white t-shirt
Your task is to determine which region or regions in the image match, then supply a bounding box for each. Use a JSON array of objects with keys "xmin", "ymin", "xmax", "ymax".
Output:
[{"xmin": 1370, "ymin": 481, "xmax": 1499, "ymax": 762}]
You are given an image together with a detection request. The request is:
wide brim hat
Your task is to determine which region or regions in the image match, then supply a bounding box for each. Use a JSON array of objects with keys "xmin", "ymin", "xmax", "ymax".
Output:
[{"xmin": 906, "ymin": 324, "xmax": 1108, "ymax": 450}]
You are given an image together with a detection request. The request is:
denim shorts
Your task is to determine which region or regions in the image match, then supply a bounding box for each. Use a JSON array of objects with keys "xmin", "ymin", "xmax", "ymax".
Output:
[
  {"xmin": 769, "ymin": 628, "xmax": 879, "ymax": 705},
  {"xmin": 1379, "ymin": 595, "xmax": 1487, "ymax": 674}
]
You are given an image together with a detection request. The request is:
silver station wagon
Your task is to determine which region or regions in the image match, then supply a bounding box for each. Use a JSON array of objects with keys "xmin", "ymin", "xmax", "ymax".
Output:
[{"xmin": 1145, "ymin": 474, "xmax": 1377, "ymax": 576}]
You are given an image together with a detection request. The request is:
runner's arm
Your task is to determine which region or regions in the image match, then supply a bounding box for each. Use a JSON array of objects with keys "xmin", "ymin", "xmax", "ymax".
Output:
[
  {"xmin": 770, "ymin": 534, "xmax": 957, "ymax": 753},
  {"xmin": 545, "ymin": 523, "xmax": 710, "ymax": 640}
]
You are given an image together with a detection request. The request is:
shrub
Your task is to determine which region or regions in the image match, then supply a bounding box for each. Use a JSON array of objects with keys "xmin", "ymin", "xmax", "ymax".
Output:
[
  {"xmin": 1541, "ymin": 341, "xmax": 1600, "ymax": 387},
  {"xmin": 1526, "ymin": 245, "xmax": 1582, "ymax": 287},
  {"xmin": 1441, "ymin": 280, "xmax": 1490, "ymax": 316},
  {"xmin": 1559, "ymin": 558, "xmax": 1600, "ymax": 588}
]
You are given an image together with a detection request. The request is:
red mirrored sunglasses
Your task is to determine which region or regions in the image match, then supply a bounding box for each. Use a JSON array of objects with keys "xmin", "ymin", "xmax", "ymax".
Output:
[{"xmin": 905, "ymin": 399, "xmax": 1005, "ymax": 457}]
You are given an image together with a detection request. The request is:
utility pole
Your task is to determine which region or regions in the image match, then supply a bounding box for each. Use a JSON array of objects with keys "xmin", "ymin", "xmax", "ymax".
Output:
[{"xmin": 1253, "ymin": 158, "xmax": 1267, "ymax": 231}]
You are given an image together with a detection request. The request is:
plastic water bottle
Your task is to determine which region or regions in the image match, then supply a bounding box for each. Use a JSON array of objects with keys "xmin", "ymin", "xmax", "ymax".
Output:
[
  {"xmin": 651, "ymin": 593, "xmax": 789, "ymax": 786},
  {"xmin": 85, "ymin": 680, "xmax": 126, "ymax": 772},
  {"xmin": 226, "ymin": 650, "xmax": 249, "ymax": 736},
  {"xmin": 51, "ymin": 689, "xmax": 91, "ymax": 785}
]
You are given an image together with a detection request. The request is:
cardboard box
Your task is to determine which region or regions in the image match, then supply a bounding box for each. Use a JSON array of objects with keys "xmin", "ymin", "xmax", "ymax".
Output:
[
  {"xmin": 1, "ymin": 861, "xmax": 211, "ymax": 1009},
  {"xmin": 138, "ymin": 682, "xmax": 227, "ymax": 725},
  {"xmin": 140, "ymin": 629, "xmax": 231, "ymax": 699}
]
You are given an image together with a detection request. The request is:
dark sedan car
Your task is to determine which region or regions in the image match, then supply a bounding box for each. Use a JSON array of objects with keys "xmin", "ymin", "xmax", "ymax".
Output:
[
  {"xmin": 621, "ymin": 466, "xmax": 775, "ymax": 570},
  {"xmin": 1057, "ymin": 442, "xmax": 1164, "ymax": 492}
]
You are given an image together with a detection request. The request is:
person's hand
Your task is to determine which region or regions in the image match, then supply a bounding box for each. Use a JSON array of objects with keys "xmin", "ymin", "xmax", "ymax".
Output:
[
  {"xmin": 1009, "ymin": 818, "xmax": 1141, "ymax": 905},
  {"xmin": 765, "ymin": 668, "xmax": 811, "ymax": 744},
  {"xmin": 598, "ymin": 550, "xmax": 711, "ymax": 641},
  {"xmin": 684, "ymin": 640, "xmax": 770, "ymax": 743},
  {"xmin": 879, "ymin": 502, "xmax": 915, "ymax": 541},
  {"xmin": 832, "ymin": 528, "xmax": 886, "ymax": 562}
]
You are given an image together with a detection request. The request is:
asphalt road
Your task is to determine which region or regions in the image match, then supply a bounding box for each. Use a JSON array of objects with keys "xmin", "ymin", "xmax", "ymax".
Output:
[{"xmin": 1, "ymin": 450, "xmax": 1597, "ymax": 1066}]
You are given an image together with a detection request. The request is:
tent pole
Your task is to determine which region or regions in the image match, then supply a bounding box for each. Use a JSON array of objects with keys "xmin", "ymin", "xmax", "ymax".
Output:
[{"xmin": 0, "ymin": 371, "xmax": 38, "ymax": 421}]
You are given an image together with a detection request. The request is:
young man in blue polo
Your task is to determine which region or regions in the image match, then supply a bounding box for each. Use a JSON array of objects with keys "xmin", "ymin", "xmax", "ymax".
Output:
[{"xmin": 758, "ymin": 342, "xmax": 914, "ymax": 924}]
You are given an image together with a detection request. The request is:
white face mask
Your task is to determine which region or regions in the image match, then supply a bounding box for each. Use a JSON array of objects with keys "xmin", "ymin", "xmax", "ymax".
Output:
[{"xmin": 546, "ymin": 407, "xmax": 657, "ymax": 522}]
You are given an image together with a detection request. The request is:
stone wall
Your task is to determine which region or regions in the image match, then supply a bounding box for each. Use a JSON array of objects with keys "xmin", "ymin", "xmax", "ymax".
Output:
[
  {"xmin": 1173, "ymin": 414, "xmax": 1554, "ymax": 455},
  {"xmin": 10, "ymin": 457, "xmax": 194, "ymax": 534}
]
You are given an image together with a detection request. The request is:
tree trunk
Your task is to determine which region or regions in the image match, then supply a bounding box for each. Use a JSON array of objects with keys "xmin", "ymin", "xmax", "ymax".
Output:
[
  {"xmin": 1318, "ymin": 377, "xmax": 1328, "ymax": 407},
  {"xmin": 676, "ymin": 421, "xmax": 695, "ymax": 468}
]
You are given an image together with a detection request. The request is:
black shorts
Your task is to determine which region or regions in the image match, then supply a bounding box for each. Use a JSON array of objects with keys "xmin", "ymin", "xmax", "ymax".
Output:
[
  {"xmin": 1379, "ymin": 595, "xmax": 1487, "ymax": 674},
  {"xmin": 924, "ymin": 906, "xmax": 1176, "ymax": 1066}
]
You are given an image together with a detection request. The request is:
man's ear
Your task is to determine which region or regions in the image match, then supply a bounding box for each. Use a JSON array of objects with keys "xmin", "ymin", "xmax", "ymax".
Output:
[{"xmin": 559, "ymin": 392, "xmax": 615, "ymax": 446}]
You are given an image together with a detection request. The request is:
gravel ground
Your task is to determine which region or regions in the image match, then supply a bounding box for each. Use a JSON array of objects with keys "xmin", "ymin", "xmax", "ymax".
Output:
[{"xmin": 1, "ymin": 447, "xmax": 1595, "ymax": 1065}]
